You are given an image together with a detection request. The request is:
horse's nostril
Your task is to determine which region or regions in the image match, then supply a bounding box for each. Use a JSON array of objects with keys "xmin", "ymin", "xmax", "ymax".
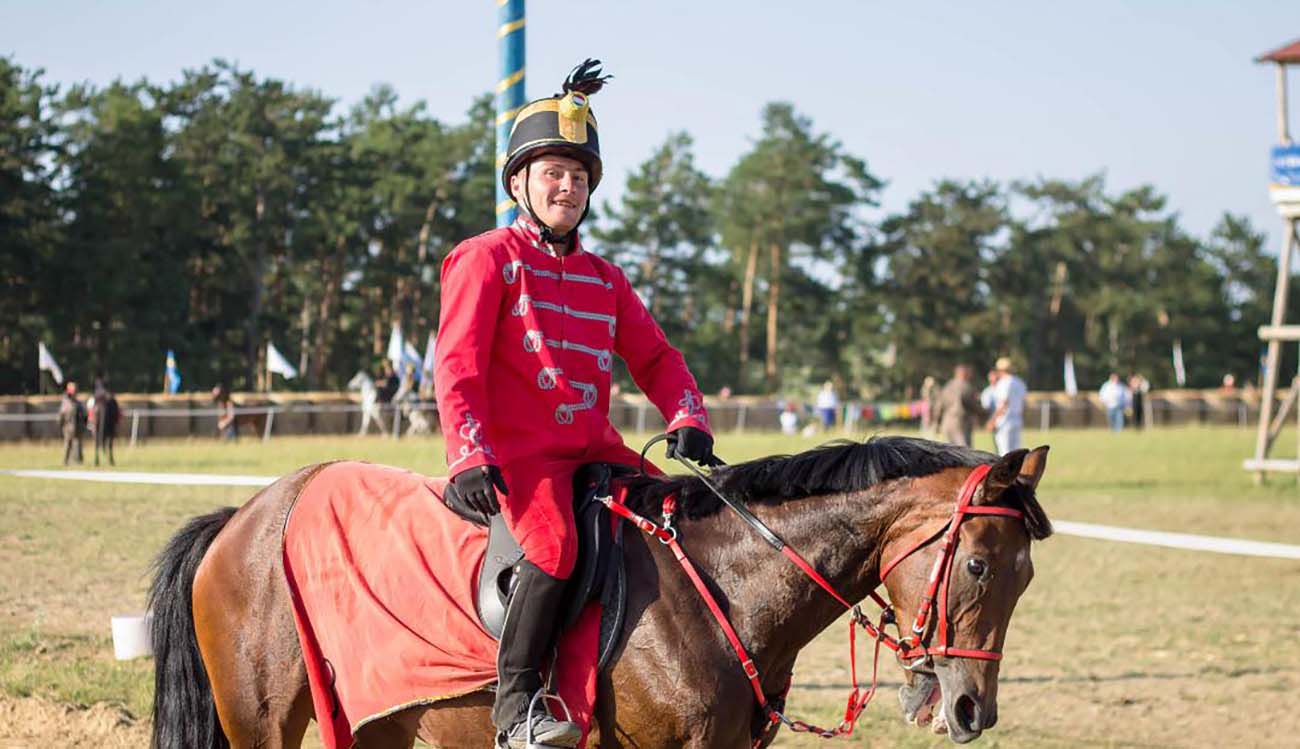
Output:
[{"xmin": 954, "ymin": 693, "xmax": 980, "ymax": 733}]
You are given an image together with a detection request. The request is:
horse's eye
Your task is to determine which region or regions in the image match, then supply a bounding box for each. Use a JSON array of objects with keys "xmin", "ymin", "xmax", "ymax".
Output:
[{"xmin": 966, "ymin": 558, "xmax": 987, "ymax": 577}]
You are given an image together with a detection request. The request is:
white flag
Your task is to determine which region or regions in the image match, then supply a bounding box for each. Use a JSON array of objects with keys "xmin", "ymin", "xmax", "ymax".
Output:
[
  {"xmin": 266, "ymin": 342, "xmax": 298, "ymax": 380},
  {"xmin": 1063, "ymin": 352, "xmax": 1078, "ymax": 396},
  {"xmin": 403, "ymin": 340, "xmax": 423, "ymax": 381},
  {"xmin": 38, "ymin": 342, "xmax": 64, "ymax": 384},
  {"xmin": 422, "ymin": 332, "xmax": 437, "ymax": 381},
  {"xmin": 1172, "ymin": 339, "xmax": 1186, "ymax": 387},
  {"xmin": 387, "ymin": 324, "xmax": 405, "ymax": 373}
]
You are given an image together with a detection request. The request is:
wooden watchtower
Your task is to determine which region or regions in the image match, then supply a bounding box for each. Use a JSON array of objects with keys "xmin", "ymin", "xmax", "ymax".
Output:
[{"xmin": 1247, "ymin": 38, "xmax": 1300, "ymax": 481}]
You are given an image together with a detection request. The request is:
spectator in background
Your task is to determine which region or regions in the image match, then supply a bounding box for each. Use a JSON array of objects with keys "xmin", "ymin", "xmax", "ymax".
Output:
[
  {"xmin": 351, "ymin": 371, "xmax": 388, "ymax": 437},
  {"xmin": 1220, "ymin": 373, "xmax": 1237, "ymax": 394},
  {"xmin": 980, "ymin": 369, "xmax": 998, "ymax": 413},
  {"xmin": 979, "ymin": 369, "xmax": 998, "ymax": 445},
  {"xmin": 935, "ymin": 364, "xmax": 987, "ymax": 447},
  {"xmin": 376, "ymin": 361, "xmax": 400, "ymax": 405},
  {"xmin": 1099, "ymin": 373, "xmax": 1130, "ymax": 432},
  {"xmin": 1128, "ymin": 373, "xmax": 1150, "ymax": 429},
  {"xmin": 779, "ymin": 402, "xmax": 800, "ymax": 435},
  {"xmin": 212, "ymin": 384, "xmax": 237, "ymax": 441},
  {"xmin": 920, "ymin": 375, "xmax": 939, "ymax": 436},
  {"xmin": 59, "ymin": 381, "xmax": 87, "ymax": 465},
  {"xmin": 985, "ymin": 357, "xmax": 1027, "ymax": 455},
  {"xmin": 815, "ymin": 381, "xmax": 839, "ymax": 430}
]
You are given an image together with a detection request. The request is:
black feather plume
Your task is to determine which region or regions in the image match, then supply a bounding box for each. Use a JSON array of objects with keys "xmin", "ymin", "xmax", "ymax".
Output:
[{"xmin": 560, "ymin": 58, "xmax": 612, "ymax": 97}]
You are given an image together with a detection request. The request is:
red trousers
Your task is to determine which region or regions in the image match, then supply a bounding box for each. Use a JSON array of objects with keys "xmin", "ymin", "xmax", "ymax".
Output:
[{"xmin": 499, "ymin": 442, "xmax": 653, "ymax": 579}]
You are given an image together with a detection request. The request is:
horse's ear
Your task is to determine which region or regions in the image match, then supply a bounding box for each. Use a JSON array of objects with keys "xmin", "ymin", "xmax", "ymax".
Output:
[
  {"xmin": 975, "ymin": 449, "xmax": 1028, "ymax": 504},
  {"xmin": 1017, "ymin": 445, "xmax": 1049, "ymax": 492}
]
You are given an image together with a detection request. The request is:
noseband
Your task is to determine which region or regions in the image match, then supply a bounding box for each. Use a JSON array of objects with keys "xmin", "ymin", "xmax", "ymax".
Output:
[{"xmin": 601, "ymin": 458, "xmax": 1026, "ymax": 743}]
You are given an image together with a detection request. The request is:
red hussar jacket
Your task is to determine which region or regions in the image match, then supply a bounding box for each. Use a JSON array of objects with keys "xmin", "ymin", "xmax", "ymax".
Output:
[{"xmin": 435, "ymin": 217, "xmax": 710, "ymax": 577}]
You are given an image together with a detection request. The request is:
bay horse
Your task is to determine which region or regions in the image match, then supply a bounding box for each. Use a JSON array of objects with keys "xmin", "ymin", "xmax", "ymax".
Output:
[{"xmin": 149, "ymin": 437, "xmax": 1051, "ymax": 748}]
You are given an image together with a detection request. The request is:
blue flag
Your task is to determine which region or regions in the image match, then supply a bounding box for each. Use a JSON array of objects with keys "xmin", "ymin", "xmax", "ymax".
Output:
[{"xmin": 165, "ymin": 350, "xmax": 182, "ymax": 394}]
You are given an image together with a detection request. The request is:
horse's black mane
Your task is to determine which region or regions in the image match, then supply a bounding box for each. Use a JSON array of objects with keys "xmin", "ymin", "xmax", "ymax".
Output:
[{"xmin": 618, "ymin": 436, "xmax": 1052, "ymax": 540}]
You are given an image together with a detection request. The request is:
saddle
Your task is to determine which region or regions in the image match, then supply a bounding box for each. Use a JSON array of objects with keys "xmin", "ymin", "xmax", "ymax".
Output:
[{"xmin": 469, "ymin": 463, "xmax": 628, "ymax": 670}]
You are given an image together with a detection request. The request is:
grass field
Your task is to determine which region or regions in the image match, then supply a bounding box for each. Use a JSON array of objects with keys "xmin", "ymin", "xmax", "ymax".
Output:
[{"xmin": 1, "ymin": 426, "xmax": 1298, "ymax": 748}]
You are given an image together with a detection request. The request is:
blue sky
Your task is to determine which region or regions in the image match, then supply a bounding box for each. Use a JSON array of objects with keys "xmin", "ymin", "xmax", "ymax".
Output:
[{"xmin": 4, "ymin": 0, "xmax": 1298, "ymax": 247}]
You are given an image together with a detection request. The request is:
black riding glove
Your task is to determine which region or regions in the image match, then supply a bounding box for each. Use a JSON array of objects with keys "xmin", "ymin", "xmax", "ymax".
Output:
[
  {"xmin": 666, "ymin": 426, "xmax": 714, "ymax": 466},
  {"xmin": 447, "ymin": 465, "xmax": 508, "ymax": 524}
]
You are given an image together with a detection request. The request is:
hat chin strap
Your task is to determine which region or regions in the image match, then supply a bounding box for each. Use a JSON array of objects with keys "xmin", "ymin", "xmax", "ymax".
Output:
[{"xmin": 518, "ymin": 162, "xmax": 591, "ymax": 246}]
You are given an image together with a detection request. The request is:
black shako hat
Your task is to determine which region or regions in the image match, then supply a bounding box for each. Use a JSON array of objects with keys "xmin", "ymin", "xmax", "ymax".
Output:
[{"xmin": 500, "ymin": 59, "xmax": 612, "ymax": 198}]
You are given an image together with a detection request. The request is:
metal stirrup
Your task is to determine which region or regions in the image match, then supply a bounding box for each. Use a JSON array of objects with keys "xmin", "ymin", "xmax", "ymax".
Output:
[{"xmin": 522, "ymin": 689, "xmax": 574, "ymax": 749}]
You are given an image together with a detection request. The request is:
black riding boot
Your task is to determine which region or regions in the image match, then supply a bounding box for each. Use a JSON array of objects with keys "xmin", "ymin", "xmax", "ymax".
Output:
[{"xmin": 493, "ymin": 559, "xmax": 581, "ymax": 749}]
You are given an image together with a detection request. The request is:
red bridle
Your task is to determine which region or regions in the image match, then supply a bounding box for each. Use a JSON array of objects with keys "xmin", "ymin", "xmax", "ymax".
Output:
[{"xmin": 600, "ymin": 462, "xmax": 1026, "ymax": 744}]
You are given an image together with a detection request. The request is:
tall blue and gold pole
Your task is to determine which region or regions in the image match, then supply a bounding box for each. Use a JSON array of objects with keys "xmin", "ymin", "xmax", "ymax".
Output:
[{"xmin": 496, "ymin": 0, "xmax": 525, "ymax": 227}]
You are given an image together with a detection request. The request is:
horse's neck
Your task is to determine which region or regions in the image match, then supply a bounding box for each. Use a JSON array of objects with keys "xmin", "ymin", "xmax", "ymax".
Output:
[{"xmin": 667, "ymin": 485, "xmax": 913, "ymax": 676}]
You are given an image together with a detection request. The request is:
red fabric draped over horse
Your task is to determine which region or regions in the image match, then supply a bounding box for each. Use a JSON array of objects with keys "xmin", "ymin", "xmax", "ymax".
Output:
[{"xmin": 149, "ymin": 436, "xmax": 1052, "ymax": 748}]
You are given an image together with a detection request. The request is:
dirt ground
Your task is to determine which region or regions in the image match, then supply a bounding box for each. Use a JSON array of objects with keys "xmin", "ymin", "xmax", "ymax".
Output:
[
  {"xmin": 0, "ymin": 693, "xmax": 149, "ymax": 749},
  {"xmin": 5, "ymin": 665, "xmax": 1296, "ymax": 749}
]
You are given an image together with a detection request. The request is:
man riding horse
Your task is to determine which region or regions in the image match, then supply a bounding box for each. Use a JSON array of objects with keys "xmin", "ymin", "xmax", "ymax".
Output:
[{"xmin": 434, "ymin": 59, "xmax": 716, "ymax": 749}]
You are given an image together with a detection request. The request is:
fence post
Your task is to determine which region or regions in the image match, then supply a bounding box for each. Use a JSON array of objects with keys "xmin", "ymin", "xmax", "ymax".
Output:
[
  {"xmin": 736, "ymin": 403, "xmax": 747, "ymax": 433},
  {"xmin": 130, "ymin": 410, "xmax": 140, "ymax": 447},
  {"xmin": 391, "ymin": 405, "xmax": 402, "ymax": 439},
  {"xmin": 635, "ymin": 402, "xmax": 647, "ymax": 433},
  {"xmin": 1040, "ymin": 401, "xmax": 1051, "ymax": 432},
  {"xmin": 263, "ymin": 409, "xmax": 275, "ymax": 442},
  {"xmin": 1240, "ymin": 402, "xmax": 1248, "ymax": 428}
]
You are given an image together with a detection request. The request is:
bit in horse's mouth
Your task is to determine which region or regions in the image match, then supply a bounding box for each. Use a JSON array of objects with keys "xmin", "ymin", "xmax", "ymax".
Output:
[{"xmin": 900, "ymin": 671, "xmax": 942, "ymax": 727}]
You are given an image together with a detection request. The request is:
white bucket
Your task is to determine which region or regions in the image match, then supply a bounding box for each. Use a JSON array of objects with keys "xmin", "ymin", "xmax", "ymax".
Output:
[{"xmin": 111, "ymin": 613, "xmax": 153, "ymax": 660}]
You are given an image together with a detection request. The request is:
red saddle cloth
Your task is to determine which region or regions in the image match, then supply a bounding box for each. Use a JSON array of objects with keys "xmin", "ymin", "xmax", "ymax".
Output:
[{"xmin": 282, "ymin": 461, "xmax": 603, "ymax": 749}]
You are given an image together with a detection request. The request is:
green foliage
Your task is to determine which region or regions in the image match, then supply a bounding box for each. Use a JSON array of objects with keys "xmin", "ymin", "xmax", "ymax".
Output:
[
  {"xmin": 0, "ymin": 58, "xmax": 62, "ymax": 393},
  {"xmin": 879, "ymin": 180, "xmax": 1007, "ymax": 394},
  {"xmin": 593, "ymin": 131, "xmax": 719, "ymax": 386},
  {"xmin": 711, "ymin": 103, "xmax": 882, "ymax": 392},
  {"xmin": 1, "ymin": 59, "xmax": 496, "ymax": 394},
  {"xmin": 0, "ymin": 56, "xmax": 1282, "ymax": 398}
]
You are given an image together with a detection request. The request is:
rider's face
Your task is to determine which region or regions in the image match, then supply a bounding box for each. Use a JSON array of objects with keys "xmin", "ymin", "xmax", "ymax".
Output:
[{"xmin": 510, "ymin": 155, "xmax": 590, "ymax": 235}]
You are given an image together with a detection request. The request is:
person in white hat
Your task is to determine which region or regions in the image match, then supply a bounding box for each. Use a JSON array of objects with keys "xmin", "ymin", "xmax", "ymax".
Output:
[{"xmin": 985, "ymin": 357, "xmax": 1027, "ymax": 455}]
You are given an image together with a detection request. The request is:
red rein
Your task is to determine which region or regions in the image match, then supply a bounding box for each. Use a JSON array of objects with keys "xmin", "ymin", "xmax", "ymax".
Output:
[{"xmin": 600, "ymin": 463, "xmax": 1025, "ymax": 745}]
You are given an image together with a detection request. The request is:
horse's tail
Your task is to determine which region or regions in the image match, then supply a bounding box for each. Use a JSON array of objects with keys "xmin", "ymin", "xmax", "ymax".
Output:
[{"xmin": 148, "ymin": 506, "xmax": 237, "ymax": 749}]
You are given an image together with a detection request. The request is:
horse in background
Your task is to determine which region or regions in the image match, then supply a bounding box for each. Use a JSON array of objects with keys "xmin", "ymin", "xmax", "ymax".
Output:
[
  {"xmin": 209, "ymin": 385, "xmax": 269, "ymax": 442},
  {"xmin": 391, "ymin": 364, "xmax": 434, "ymax": 437},
  {"xmin": 348, "ymin": 370, "xmax": 388, "ymax": 436},
  {"xmin": 89, "ymin": 379, "xmax": 120, "ymax": 466}
]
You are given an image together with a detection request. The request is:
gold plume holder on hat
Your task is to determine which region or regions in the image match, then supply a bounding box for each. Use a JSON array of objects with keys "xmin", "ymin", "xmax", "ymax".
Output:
[{"xmin": 557, "ymin": 92, "xmax": 590, "ymax": 144}]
